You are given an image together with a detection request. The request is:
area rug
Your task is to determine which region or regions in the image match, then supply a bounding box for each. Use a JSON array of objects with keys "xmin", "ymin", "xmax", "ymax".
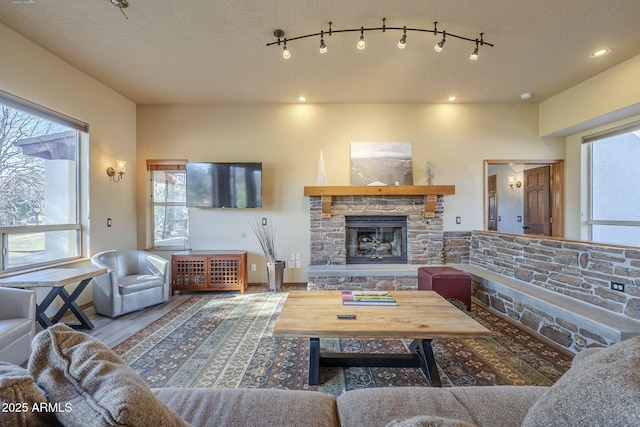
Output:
[{"xmin": 111, "ymin": 293, "xmax": 572, "ymax": 396}]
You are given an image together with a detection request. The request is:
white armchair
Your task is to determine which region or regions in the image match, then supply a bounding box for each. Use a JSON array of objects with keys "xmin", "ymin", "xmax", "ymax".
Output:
[
  {"xmin": 90, "ymin": 250, "xmax": 170, "ymax": 318},
  {"xmin": 0, "ymin": 287, "xmax": 36, "ymax": 365}
]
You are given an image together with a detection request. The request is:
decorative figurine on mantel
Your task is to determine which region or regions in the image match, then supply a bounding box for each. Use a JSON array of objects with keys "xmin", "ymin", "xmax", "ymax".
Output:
[
  {"xmin": 316, "ymin": 150, "xmax": 328, "ymax": 186},
  {"xmin": 424, "ymin": 161, "xmax": 436, "ymax": 185}
]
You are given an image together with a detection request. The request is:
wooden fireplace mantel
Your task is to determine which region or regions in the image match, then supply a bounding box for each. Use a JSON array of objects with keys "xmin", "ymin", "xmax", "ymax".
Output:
[{"xmin": 303, "ymin": 185, "xmax": 456, "ymax": 219}]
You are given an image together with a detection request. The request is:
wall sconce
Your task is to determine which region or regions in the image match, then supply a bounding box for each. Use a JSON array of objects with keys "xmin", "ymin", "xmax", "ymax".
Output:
[
  {"xmin": 508, "ymin": 175, "xmax": 522, "ymax": 192},
  {"xmin": 106, "ymin": 160, "xmax": 126, "ymax": 182}
]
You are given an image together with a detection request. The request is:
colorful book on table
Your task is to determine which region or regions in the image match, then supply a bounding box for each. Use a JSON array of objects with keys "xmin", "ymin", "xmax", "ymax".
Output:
[{"xmin": 341, "ymin": 291, "xmax": 397, "ymax": 306}]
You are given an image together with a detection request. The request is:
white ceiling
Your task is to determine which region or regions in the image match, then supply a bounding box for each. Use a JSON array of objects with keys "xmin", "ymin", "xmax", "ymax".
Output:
[{"xmin": 1, "ymin": 0, "xmax": 639, "ymax": 105}]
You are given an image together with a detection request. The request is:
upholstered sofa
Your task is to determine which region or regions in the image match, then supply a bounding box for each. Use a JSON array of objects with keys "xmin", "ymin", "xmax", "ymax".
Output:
[
  {"xmin": 90, "ymin": 249, "xmax": 170, "ymax": 317},
  {"xmin": 0, "ymin": 288, "xmax": 36, "ymax": 366},
  {"xmin": 1, "ymin": 324, "xmax": 638, "ymax": 427}
]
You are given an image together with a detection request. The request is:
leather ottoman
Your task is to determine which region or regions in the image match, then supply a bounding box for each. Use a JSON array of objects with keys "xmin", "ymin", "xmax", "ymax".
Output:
[{"xmin": 417, "ymin": 267, "xmax": 472, "ymax": 310}]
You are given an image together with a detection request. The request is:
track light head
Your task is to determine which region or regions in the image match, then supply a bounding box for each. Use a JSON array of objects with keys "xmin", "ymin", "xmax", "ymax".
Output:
[
  {"xmin": 282, "ymin": 40, "xmax": 291, "ymax": 59},
  {"xmin": 319, "ymin": 30, "xmax": 328, "ymax": 54},
  {"xmin": 397, "ymin": 27, "xmax": 407, "ymax": 49},
  {"xmin": 469, "ymin": 41, "xmax": 479, "ymax": 61},
  {"xmin": 434, "ymin": 31, "xmax": 446, "ymax": 52},
  {"xmin": 357, "ymin": 27, "xmax": 366, "ymax": 50}
]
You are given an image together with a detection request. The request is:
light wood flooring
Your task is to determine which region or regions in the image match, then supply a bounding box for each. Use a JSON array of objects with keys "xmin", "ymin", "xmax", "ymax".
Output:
[{"xmin": 56, "ymin": 284, "xmax": 304, "ymax": 347}]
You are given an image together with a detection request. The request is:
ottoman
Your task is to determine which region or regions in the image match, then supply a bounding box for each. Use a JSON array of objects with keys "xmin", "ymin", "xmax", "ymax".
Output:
[{"xmin": 417, "ymin": 267, "xmax": 472, "ymax": 310}]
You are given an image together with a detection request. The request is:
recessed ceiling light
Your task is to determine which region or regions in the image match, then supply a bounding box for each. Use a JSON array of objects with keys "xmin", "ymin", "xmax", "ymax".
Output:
[
  {"xmin": 590, "ymin": 48, "xmax": 611, "ymax": 58},
  {"xmin": 446, "ymin": 96, "xmax": 458, "ymax": 102},
  {"xmin": 297, "ymin": 96, "xmax": 308, "ymax": 102},
  {"xmin": 520, "ymin": 92, "xmax": 533, "ymax": 100}
]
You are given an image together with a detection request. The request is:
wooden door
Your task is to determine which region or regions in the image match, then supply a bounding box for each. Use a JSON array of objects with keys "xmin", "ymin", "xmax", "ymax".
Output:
[
  {"xmin": 523, "ymin": 166, "xmax": 551, "ymax": 235},
  {"xmin": 487, "ymin": 175, "xmax": 498, "ymax": 231}
]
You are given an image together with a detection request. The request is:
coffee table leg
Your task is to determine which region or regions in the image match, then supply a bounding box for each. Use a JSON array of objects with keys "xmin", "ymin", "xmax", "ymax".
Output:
[
  {"xmin": 410, "ymin": 339, "xmax": 442, "ymax": 387},
  {"xmin": 309, "ymin": 338, "xmax": 320, "ymax": 385}
]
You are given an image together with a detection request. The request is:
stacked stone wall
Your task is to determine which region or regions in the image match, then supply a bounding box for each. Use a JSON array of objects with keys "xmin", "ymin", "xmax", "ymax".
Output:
[
  {"xmin": 469, "ymin": 231, "xmax": 640, "ymax": 351},
  {"xmin": 443, "ymin": 231, "xmax": 471, "ymax": 264}
]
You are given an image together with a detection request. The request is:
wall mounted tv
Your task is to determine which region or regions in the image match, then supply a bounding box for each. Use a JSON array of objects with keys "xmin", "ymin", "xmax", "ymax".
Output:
[{"xmin": 186, "ymin": 162, "xmax": 262, "ymax": 208}]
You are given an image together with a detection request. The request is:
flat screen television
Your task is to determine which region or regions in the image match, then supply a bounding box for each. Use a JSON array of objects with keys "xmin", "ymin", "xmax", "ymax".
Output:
[{"xmin": 186, "ymin": 162, "xmax": 262, "ymax": 208}]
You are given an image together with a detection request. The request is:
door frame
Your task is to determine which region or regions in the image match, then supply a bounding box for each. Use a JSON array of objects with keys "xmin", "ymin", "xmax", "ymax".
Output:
[{"xmin": 483, "ymin": 159, "xmax": 565, "ymax": 237}]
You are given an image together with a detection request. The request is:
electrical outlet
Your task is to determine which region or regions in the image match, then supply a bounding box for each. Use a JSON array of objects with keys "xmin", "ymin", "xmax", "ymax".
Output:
[
  {"xmin": 295, "ymin": 260, "xmax": 301, "ymax": 268},
  {"xmin": 455, "ymin": 216, "xmax": 461, "ymax": 224},
  {"xmin": 295, "ymin": 253, "xmax": 301, "ymax": 260},
  {"xmin": 290, "ymin": 252, "xmax": 296, "ymax": 261},
  {"xmin": 251, "ymin": 264, "xmax": 256, "ymax": 271},
  {"xmin": 611, "ymin": 282, "xmax": 626, "ymax": 293}
]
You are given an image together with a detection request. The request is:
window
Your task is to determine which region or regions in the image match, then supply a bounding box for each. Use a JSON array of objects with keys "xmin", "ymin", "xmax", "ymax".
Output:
[
  {"xmin": 0, "ymin": 91, "xmax": 87, "ymax": 271},
  {"xmin": 587, "ymin": 124, "xmax": 640, "ymax": 246},
  {"xmin": 147, "ymin": 160, "xmax": 188, "ymax": 249}
]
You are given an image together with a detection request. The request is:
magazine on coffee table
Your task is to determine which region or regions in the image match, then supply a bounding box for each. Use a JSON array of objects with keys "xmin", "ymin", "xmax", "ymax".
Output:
[{"xmin": 341, "ymin": 291, "xmax": 397, "ymax": 306}]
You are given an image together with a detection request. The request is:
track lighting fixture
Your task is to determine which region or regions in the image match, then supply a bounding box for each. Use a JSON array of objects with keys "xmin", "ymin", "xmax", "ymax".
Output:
[
  {"xmin": 398, "ymin": 27, "xmax": 407, "ymax": 49},
  {"xmin": 357, "ymin": 27, "xmax": 366, "ymax": 50},
  {"xmin": 268, "ymin": 19, "xmax": 493, "ymax": 60},
  {"xmin": 434, "ymin": 31, "xmax": 446, "ymax": 52}
]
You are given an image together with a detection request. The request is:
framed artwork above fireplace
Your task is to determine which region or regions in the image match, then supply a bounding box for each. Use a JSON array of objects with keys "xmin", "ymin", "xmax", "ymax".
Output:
[{"xmin": 350, "ymin": 142, "xmax": 413, "ymax": 186}]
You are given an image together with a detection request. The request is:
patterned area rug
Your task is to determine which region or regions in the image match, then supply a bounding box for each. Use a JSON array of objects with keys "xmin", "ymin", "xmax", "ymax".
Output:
[{"xmin": 112, "ymin": 293, "xmax": 572, "ymax": 396}]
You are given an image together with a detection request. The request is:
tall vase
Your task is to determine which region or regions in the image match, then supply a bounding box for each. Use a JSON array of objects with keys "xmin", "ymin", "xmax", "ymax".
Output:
[{"xmin": 266, "ymin": 260, "xmax": 285, "ymax": 292}]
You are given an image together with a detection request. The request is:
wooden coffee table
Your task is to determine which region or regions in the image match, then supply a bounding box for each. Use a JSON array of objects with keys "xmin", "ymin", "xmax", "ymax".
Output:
[{"xmin": 273, "ymin": 290, "xmax": 491, "ymax": 386}]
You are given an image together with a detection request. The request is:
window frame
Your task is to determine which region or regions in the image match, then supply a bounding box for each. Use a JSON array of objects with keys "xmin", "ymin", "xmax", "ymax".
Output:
[
  {"xmin": 585, "ymin": 122, "xmax": 640, "ymax": 244},
  {"xmin": 146, "ymin": 159, "xmax": 189, "ymax": 250},
  {"xmin": 0, "ymin": 91, "xmax": 86, "ymax": 272}
]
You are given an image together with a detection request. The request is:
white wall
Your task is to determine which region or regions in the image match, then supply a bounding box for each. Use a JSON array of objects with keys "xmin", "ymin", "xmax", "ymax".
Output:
[
  {"xmin": 1, "ymin": 23, "xmax": 137, "ymax": 306},
  {"xmin": 539, "ymin": 54, "xmax": 640, "ymax": 137},
  {"xmin": 539, "ymin": 54, "xmax": 640, "ymax": 241},
  {"xmin": 137, "ymin": 103, "xmax": 564, "ymax": 283},
  {"xmin": 487, "ymin": 164, "xmax": 525, "ymax": 234}
]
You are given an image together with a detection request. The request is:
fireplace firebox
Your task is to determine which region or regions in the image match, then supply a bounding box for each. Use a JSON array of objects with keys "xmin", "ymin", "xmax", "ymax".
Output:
[{"xmin": 345, "ymin": 216, "xmax": 407, "ymax": 264}]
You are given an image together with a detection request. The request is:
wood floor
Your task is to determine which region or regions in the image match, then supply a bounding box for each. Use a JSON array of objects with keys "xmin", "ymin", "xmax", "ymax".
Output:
[{"xmin": 58, "ymin": 284, "xmax": 304, "ymax": 347}]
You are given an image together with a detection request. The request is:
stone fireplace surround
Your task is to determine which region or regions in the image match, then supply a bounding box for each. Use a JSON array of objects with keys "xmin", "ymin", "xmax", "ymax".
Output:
[{"xmin": 307, "ymin": 193, "xmax": 446, "ymax": 290}]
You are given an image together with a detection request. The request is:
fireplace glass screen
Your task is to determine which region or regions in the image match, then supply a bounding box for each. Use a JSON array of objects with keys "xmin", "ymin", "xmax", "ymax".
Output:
[{"xmin": 345, "ymin": 216, "xmax": 407, "ymax": 264}]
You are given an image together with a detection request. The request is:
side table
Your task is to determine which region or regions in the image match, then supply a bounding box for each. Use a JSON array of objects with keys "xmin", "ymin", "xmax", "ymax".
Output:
[{"xmin": 0, "ymin": 267, "xmax": 107, "ymax": 329}]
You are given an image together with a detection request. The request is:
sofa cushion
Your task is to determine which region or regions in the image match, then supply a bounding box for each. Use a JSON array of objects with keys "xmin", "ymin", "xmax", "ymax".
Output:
[
  {"xmin": 386, "ymin": 416, "xmax": 477, "ymax": 427},
  {"xmin": 28, "ymin": 324, "xmax": 189, "ymax": 427},
  {"xmin": 118, "ymin": 275, "xmax": 164, "ymax": 295},
  {"xmin": 336, "ymin": 386, "xmax": 546, "ymax": 427},
  {"xmin": 153, "ymin": 387, "xmax": 339, "ymax": 427},
  {"xmin": 0, "ymin": 362, "xmax": 61, "ymax": 427},
  {"xmin": 522, "ymin": 337, "xmax": 640, "ymax": 427}
]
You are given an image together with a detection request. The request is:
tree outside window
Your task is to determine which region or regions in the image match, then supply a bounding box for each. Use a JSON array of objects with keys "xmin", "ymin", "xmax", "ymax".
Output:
[{"xmin": 0, "ymin": 104, "xmax": 80, "ymax": 270}]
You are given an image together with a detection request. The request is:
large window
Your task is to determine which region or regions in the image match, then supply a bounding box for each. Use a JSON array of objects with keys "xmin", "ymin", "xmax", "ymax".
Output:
[
  {"xmin": 587, "ymin": 124, "xmax": 640, "ymax": 246},
  {"xmin": 0, "ymin": 92, "xmax": 86, "ymax": 271},
  {"xmin": 147, "ymin": 160, "xmax": 188, "ymax": 249}
]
